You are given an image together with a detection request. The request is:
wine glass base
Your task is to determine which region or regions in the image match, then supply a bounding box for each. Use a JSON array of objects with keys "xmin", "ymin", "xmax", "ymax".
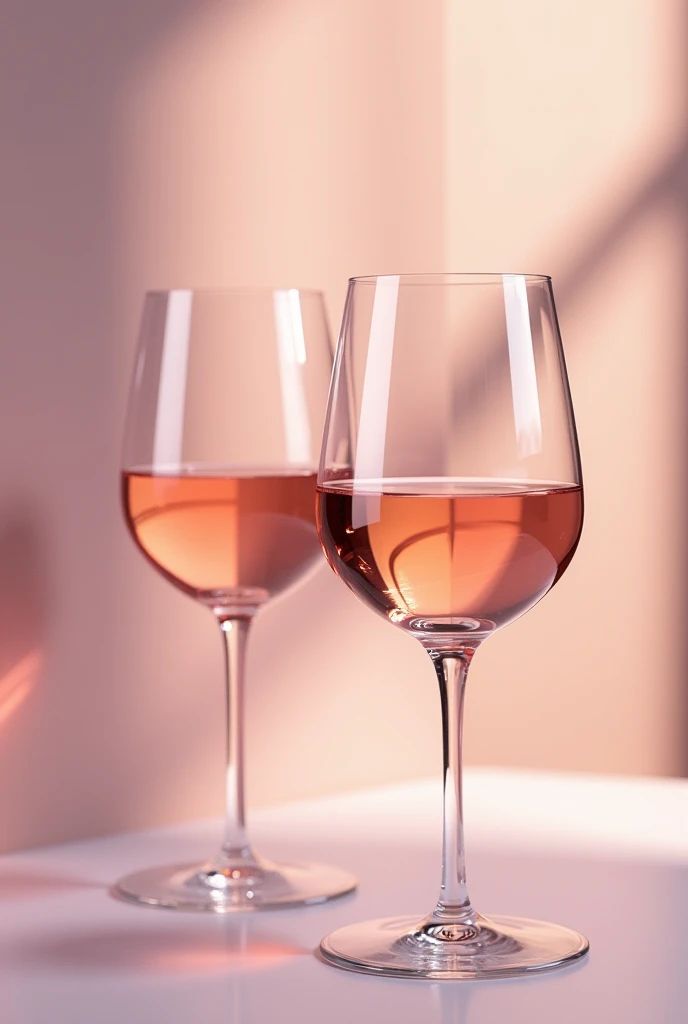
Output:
[
  {"xmin": 113, "ymin": 860, "xmax": 357, "ymax": 913},
  {"xmin": 320, "ymin": 914, "xmax": 589, "ymax": 980}
]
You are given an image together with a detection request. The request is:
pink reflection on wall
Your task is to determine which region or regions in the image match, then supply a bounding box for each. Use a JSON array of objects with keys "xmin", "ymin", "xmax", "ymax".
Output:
[{"xmin": 0, "ymin": 651, "xmax": 40, "ymax": 727}]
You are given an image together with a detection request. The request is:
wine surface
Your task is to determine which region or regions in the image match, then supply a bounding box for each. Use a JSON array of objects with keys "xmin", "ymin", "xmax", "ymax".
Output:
[
  {"xmin": 317, "ymin": 478, "xmax": 583, "ymax": 635},
  {"xmin": 124, "ymin": 469, "xmax": 321, "ymax": 607}
]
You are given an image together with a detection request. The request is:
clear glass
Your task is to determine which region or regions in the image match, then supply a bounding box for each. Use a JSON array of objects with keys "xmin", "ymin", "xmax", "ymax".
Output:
[
  {"xmin": 116, "ymin": 288, "xmax": 356, "ymax": 912},
  {"xmin": 316, "ymin": 273, "xmax": 588, "ymax": 977}
]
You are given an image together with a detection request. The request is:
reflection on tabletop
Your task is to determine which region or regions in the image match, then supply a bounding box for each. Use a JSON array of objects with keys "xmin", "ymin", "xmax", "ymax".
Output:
[{"xmin": 10, "ymin": 919, "xmax": 309, "ymax": 974}]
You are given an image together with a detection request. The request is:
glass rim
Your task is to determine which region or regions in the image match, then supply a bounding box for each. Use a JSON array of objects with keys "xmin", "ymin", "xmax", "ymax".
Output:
[
  {"xmin": 348, "ymin": 272, "xmax": 552, "ymax": 285},
  {"xmin": 142, "ymin": 286, "xmax": 325, "ymax": 298}
]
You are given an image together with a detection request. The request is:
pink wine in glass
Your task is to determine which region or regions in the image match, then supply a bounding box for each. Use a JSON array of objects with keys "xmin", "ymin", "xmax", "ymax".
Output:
[
  {"xmin": 124, "ymin": 469, "xmax": 322, "ymax": 608},
  {"xmin": 317, "ymin": 478, "xmax": 583, "ymax": 636}
]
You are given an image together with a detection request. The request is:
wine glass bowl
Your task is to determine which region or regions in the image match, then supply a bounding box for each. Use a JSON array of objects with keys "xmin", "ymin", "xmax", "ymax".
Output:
[
  {"xmin": 317, "ymin": 476, "xmax": 582, "ymax": 644},
  {"xmin": 116, "ymin": 288, "xmax": 357, "ymax": 912},
  {"xmin": 315, "ymin": 273, "xmax": 588, "ymax": 977}
]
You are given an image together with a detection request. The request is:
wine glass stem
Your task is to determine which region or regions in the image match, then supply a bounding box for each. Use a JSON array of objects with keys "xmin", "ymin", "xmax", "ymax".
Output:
[
  {"xmin": 429, "ymin": 648, "xmax": 477, "ymax": 925},
  {"xmin": 217, "ymin": 616, "xmax": 253, "ymax": 861}
]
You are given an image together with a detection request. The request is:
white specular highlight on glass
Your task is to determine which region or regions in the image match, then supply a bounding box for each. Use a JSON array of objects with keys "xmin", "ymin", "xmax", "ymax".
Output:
[
  {"xmin": 152, "ymin": 289, "xmax": 193, "ymax": 471},
  {"xmin": 502, "ymin": 274, "xmax": 542, "ymax": 459},
  {"xmin": 352, "ymin": 274, "xmax": 400, "ymax": 527},
  {"xmin": 274, "ymin": 289, "xmax": 312, "ymax": 467}
]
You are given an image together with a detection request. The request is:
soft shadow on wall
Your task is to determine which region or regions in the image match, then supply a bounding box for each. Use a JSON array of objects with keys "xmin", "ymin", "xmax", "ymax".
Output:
[
  {"xmin": 555, "ymin": 128, "xmax": 688, "ymax": 775},
  {"xmin": 447, "ymin": 131, "xmax": 688, "ymax": 776}
]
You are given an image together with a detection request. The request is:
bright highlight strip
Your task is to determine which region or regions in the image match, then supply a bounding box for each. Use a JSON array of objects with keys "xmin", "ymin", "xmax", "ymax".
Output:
[
  {"xmin": 352, "ymin": 276, "xmax": 400, "ymax": 526},
  {"xmin": 502, "ymin": 275, "xmax": 542, "ymax": 458},
  {"xmin": 273, "ymin": 290, "xmax": 312, "ymax": 466},
  {"xmin": 152, "ymin": 290, "xmax": 193, "ymax": 471}
]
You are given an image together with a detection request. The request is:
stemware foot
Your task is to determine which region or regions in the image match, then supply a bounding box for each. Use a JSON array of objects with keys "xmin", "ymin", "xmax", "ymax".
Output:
[
  {"xmin": 114, "ymin": 858, "xmax": 357, "ymax": 913},
  {"xmin": 320, "ymin": 913, "xmax": 588, "ymax": 980}
]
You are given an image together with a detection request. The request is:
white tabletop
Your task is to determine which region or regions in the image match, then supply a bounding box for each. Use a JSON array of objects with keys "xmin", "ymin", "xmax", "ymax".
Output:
[{"xmin": 1, "ymin": 767, "xmax": 687, "ymax": 1023}]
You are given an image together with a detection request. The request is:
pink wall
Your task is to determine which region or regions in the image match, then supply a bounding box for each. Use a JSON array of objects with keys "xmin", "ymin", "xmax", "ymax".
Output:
[
  {"xmin": 0, "ymin": 0, "xmax": 684, "ymax": 852},
  {"xmin": 445, "ymin": 0, "xmax": 688, "ymax": 776}
]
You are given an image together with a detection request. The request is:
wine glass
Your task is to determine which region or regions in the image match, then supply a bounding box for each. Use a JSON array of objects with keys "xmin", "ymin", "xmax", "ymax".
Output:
[
  {"xmin": 116, "ymin": 287, "xmax": 357, "ymax": 911},
  {"xmin": 316, "ymin": 273, "xmax": 588, "ymax": 977}
]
